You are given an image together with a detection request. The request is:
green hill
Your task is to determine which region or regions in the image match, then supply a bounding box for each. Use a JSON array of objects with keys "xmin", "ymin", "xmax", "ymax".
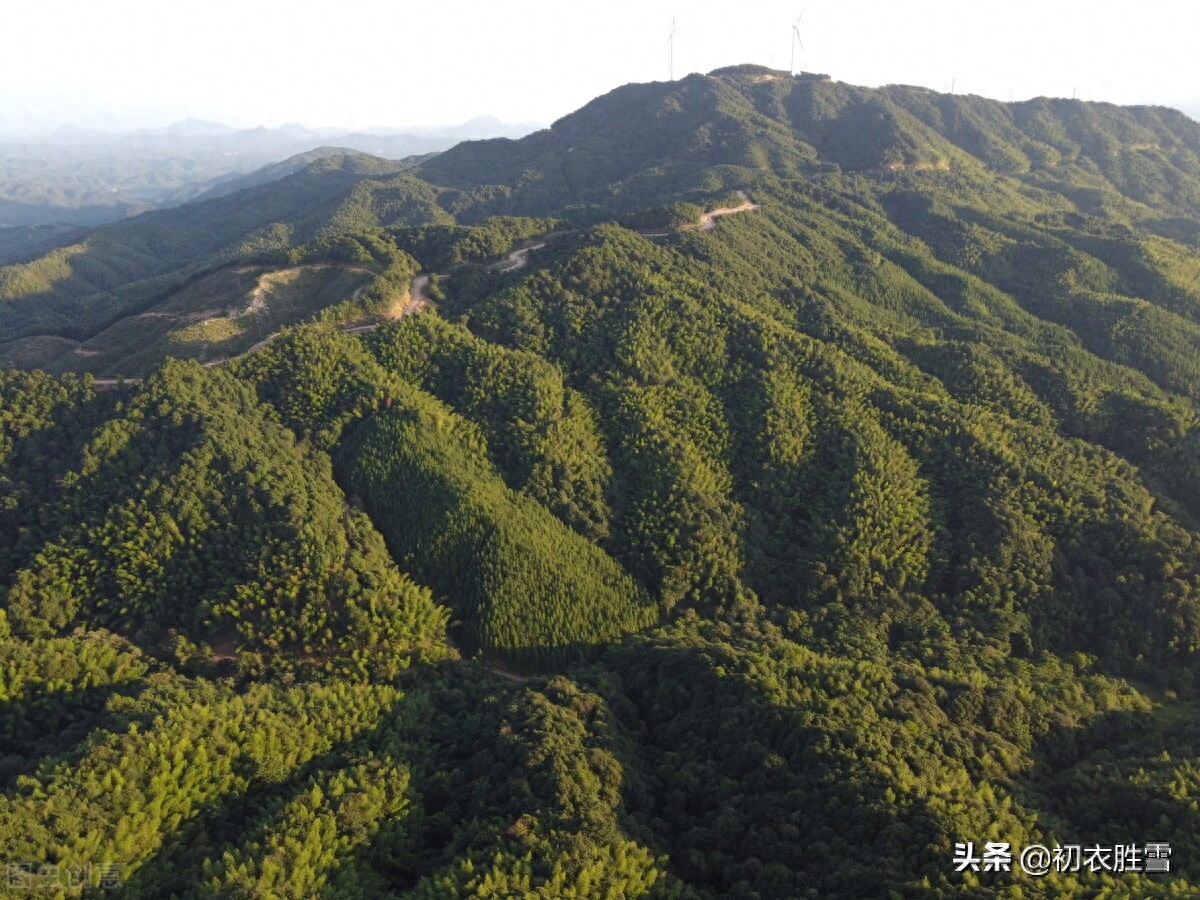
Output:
[
  {"xmin": 0, "ymin": 154, "xmax": 408, "ymax": 345},
  {"xmin": 0, "ymin": 362, "xmax": 451, "ymax": 679}
]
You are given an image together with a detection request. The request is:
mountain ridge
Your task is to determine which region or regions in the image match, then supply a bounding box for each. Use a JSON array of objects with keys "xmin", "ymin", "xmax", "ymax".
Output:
[{"xmin": 5, "ymin": 67, "xmax": 1200, "ymax": 374}]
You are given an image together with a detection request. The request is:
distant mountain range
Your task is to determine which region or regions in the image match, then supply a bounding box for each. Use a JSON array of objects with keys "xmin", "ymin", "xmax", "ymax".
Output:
[
  {"xmin": 0, "ymin": 116, "xmax": 539, "ymax": 260},
  {"xmin": 6, "ymin": 115, "xmax": 537, "ymax": 152}
]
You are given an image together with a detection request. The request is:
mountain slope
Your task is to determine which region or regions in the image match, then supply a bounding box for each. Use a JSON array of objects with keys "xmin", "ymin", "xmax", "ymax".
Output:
[{"xmin": 0, "ymin": 153, "xmax": 407, "ymax": 338}]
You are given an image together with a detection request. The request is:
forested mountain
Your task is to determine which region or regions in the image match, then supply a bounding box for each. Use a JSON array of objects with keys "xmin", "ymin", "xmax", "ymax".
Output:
[{"xmin": 5, "ymin": 65, "xmax": 1200, "ymax": 896}]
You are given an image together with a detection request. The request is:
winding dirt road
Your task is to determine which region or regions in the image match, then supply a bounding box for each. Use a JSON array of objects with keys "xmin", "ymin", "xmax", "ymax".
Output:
[
  {"xmin": 498, "ymin": 242, "xmax": 546, "ymax": 273},
  {"xmin": 697, "ymin": 190, "xmax": 760, "ymax": 231},
  {"xmin": 90, "ymin": 264, "xmax": 451, "ymax": 387},
  {"xmin": 636, "ymin": 190, "xmax": 760, "ymax": 237}
]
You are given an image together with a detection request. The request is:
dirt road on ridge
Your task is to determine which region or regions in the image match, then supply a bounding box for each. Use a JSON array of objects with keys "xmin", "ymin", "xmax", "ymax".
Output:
[{"xmin": 697, "ymin": 190, "xmax": 760, "ymax": 230}]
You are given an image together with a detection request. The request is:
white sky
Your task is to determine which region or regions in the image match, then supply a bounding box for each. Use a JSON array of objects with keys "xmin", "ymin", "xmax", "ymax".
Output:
[{"xmin": 2, "ymin": 0, "xmax": 1197, "ymax": 133}]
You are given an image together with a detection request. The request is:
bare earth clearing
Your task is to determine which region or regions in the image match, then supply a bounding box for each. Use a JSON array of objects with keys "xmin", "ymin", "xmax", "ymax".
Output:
[
  {"xmin": 240, "ymin": 264, "xmax": 375, "ymax": 318},
  {"xmin": 91, "ymin": 266, "xmax": 435, "ymax": 386}
]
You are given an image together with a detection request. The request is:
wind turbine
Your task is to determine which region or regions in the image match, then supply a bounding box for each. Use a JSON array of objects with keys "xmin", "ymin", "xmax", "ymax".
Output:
[
  {"xmin": 667, "ymin": 17, "xmax": 678, "ymax": 81},
  {"xmin": 790, "ymin": 11, "xmax": 804, "ymax": 76}
]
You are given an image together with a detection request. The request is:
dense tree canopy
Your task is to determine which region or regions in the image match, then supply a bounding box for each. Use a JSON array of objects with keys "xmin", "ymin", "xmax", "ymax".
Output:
[{"xmin": 4, "ymin": 67, "xmax": 1200, "ymax": 896}]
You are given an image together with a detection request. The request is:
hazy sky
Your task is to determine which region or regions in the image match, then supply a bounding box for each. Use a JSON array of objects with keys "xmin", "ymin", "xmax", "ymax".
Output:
[{"xmin": 3, "ymin": 0, "xmax": 1197, "ymax": 133}]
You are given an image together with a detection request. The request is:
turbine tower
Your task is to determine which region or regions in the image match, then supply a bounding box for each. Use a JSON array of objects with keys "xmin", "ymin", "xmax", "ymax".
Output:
[
  {"xmin": 667, "ymin": 17, "xmax": 678, "ymax": 81},
  {"xmin": 790, "ymin": 12, "xmax": 804, "ymax": 76}
]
